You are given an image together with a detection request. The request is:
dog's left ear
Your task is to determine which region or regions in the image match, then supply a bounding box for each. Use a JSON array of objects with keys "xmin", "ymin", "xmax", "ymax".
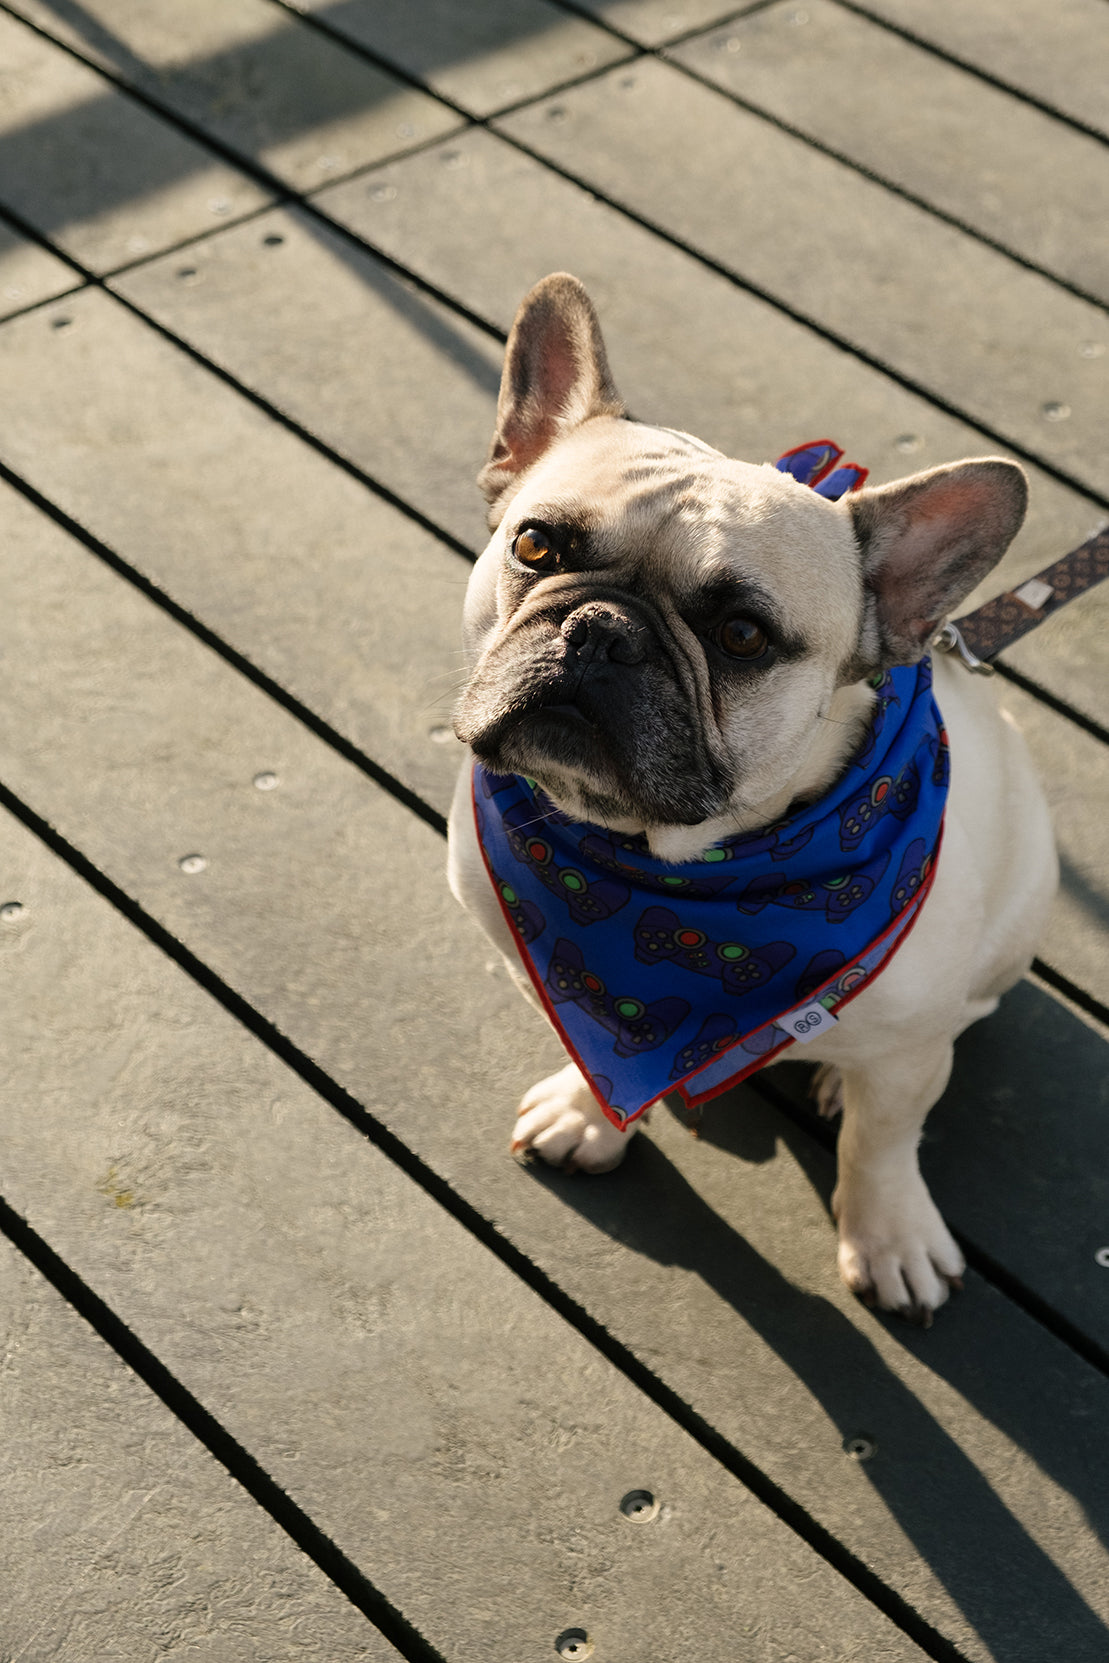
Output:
[
  {"xmin": 478, "ymin": 272, "xmax": 625, "ymax": 525},
  {"xmin": 849, "ymin": 458, "xmax": 1028, "ymax": 668}
]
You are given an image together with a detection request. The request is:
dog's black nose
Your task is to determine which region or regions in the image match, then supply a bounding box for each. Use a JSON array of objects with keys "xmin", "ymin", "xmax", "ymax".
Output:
[{"xmin": 560, "ymin": 602, "xmax": 653, "ymax": 666}]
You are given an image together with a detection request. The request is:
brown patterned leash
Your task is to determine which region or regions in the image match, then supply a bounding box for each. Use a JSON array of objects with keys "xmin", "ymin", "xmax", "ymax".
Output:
[{"xmin": 935, "ymin": 522, "xmax": 1109, "ymax": 674}]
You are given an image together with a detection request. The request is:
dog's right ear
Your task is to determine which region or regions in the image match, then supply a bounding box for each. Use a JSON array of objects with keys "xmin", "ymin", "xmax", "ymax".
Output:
[{"xmin": 478, "ymin": 273, "xmax": 625, "ymax": 525}]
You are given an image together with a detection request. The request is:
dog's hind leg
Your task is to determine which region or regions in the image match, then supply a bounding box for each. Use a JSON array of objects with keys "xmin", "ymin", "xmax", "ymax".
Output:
[{"xmin": 809, "ymin": 1062, "xmax": 845, "ymax": 1120}]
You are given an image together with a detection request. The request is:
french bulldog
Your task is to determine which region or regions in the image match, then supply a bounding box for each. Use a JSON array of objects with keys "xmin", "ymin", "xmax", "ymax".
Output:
[{"xmin": 447, "ymin": 272, "xmax": 1056, "ymax": 1322}]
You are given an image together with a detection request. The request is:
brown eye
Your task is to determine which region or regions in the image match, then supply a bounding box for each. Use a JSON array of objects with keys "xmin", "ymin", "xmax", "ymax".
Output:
[
  {"xmin": 512, "ymin": 526, "xmax": 556, "ymax": 568},
  {"xmin": 717, "ymin": 616, "xmax": 769, "ymax": 659}
]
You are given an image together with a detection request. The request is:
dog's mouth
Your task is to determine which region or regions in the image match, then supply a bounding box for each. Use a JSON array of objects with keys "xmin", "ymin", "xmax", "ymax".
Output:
[{"xmin": 457, "ymin": 663, "xmax": 728, "ymax": 828}]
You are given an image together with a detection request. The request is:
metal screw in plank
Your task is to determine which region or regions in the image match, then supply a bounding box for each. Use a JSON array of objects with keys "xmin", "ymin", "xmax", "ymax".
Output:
[
  {"xmin": 619, "ymin": 1488, "xmax": 660, "ymax": 1522},
  {"xmin": 555, "ymin": 1630, "xmax": 594, "ymax": 1659}
]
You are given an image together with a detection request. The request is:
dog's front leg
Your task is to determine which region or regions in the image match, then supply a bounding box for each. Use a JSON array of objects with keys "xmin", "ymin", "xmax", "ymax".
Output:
[
  {"xmin": 831, "ymin": 1042, "xmax": 965, "ymax": 1322},
  {"xmin": 512, "ymin": 1063, "xmax": 636, "ymax": 1173}
]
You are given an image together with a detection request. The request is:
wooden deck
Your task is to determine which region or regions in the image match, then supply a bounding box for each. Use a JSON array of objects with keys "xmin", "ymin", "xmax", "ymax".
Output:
[{"xmin": 1, "ymin": 3, "xmax": 1107, "ymax": 1659}]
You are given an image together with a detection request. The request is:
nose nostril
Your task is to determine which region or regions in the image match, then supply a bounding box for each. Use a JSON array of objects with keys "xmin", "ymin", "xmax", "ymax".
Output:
[{"xmin": 562, "ymin": 616, "xmax": 590, "ymax": 648}]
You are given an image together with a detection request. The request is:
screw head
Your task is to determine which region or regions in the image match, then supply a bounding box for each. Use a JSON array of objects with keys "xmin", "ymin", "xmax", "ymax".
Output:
[
  {"xmin": 895, "ymin": 433, "xmax": 922, "ymax": 453},
  {"xmin": 1041, "ymin": 401, "xmax": 1071, "ymax": 422},
  {"xmin": 369, "ymin": 184, "xmax": 396, "ymax": 203},
  {"xmin": 428, "ymin": 725, "xmax": 455, "ymax": 745},
  {"xmin": 253, "ymin": 771, "xmax": 279, "ymax": 790},
  {"xmin": 555, "ymin": 1631, "xmax": 593, "ymax": 1660},
  {"xmin": 1078, "ymin": 340, "xmax": 1105, "ymax": 359},
  {"xmin": 619, "ymin": 1488, "xmax": 660, "ymax": 1522},
  {"xmin": 51, "ymin": 315, "xmax": 72, "ymax": 330},
  {"xmin": 844, "ymin": 1433, "xmax": 877, "ymax": 1461},
  {"xmin": 0, "ymin": 900, "xmax": 25, "ymax": 921},
  {"xmin": 547, "ymin": 105, "xmax": 568, "ymax": 123},
  {"xmin": 263, "ymin": 233, "xmax": 284, "ymax": 247},
  {"xmin": 178, "ymin": 854, "xmax": 207, "ymax": 874},
  {"xmin": 1095, "ymin": 1247, "xmax": 1109, "ymax": 1268}
]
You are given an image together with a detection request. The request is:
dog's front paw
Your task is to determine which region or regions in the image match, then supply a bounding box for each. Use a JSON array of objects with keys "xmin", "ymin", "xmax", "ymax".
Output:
[
  {"xmin": 833, "ymin": 1171, "xmax": 964, "ymax": 1324},
  {"xmin": 511, "ymin": 1063, "xmax": 632, "ymax": 1173}
]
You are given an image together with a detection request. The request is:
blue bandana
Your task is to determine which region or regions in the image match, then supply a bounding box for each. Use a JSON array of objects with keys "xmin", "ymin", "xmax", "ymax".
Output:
[{"xmin": 470, "ymin": 443, "xmax": 948, "ymax": 1129}]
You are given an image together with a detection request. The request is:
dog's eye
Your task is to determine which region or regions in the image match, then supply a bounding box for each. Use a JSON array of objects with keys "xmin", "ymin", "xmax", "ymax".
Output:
[
  {"xmin": 512, "ymin": 526, "xmax": 559, "ymax": 569},
  {"xmin": 717, "ymin": 616, "xmax": 770, "ymax": 660}
]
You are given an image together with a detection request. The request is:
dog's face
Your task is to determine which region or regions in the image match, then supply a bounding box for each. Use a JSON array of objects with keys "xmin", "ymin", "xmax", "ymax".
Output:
[{"xmin": 455, "ymin": 275, "xmax": 1027, "ymax": 856}]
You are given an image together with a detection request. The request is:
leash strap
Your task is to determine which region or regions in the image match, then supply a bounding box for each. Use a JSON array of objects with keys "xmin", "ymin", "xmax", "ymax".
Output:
[{"xmin": 938, "ymin": 523, "xmax": 1109, "ymax": 673}]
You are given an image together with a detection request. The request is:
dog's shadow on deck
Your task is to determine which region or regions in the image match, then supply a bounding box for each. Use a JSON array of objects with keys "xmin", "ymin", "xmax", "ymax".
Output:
[{"xmin": 523, "ymin": 1078, "xmax": 1109, "ymax": 1660}]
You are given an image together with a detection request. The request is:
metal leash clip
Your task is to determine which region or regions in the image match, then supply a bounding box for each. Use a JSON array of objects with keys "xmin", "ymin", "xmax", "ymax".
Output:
[{"xmin": 932, "ymin": 620, "xmax": 995, "ymax": 676}]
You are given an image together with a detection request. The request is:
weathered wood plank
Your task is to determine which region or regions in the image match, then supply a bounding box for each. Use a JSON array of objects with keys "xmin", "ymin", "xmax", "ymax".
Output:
[
  {"xmin": 994, "ymin": 677, "xmax": 1109, "ymax": 1001},
  {"xmin": 5, "ymin": 0, "xmax": 462, "ymax": 191},
  {"xmin": 283, "ymin": 0, "xmax": 632, "ymax": 117},
  {"xmin": 0, "ymin": 287, "xmax": 468, "ymax": 814},
  {"xmin": 1002, "ymin": 581, "xmax": 1109, "ymax": 729},
  {"xmin": 0, "ymin": 1236, "xmax": 401, "ymax": 1661},
  {"xmin": 4, "ymin": 470, "xmax": 1109, "ymax": 1661},
  {"xmin": 853, "ymin": 0, "xmax": 1109, "ymax": 140},
  {"xmin": 0, "ymin": 10, "xmax": 271, "ymax": 270},
  {"xmin": 0, "ymin": 218, "xmax": 79, "ymax": 318},
  {"xmin": 671, "ymin": 0, "xmax": 1109, "ymax": 304},
  {"xmin": 0, "ymin": 617, "xmax": 932, "ymax": 1663},
  {"xmin": 563, "ymin": 0, "xmax": 762, "ymax": 48},
  {"xmin": 109, "ymin": 211, "xmax": 501, "ymax": 550},
  {"xmin": 493, "ymin": 58, "xmax": 1109, "ymax": 496}
]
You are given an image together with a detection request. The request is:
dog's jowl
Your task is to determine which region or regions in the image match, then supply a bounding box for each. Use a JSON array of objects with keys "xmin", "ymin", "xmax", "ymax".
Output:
[{"xmin": 447, "ymin": 272, "xmax": 1057, "ymax": 1324}]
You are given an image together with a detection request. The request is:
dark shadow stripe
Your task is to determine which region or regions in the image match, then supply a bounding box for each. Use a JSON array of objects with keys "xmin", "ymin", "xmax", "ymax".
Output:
[
  {"xmin": 0, "ymin": 771, "xmax": 970, "ymax": 1663},
  {"xmin": 0, "ymin": 1190, "xmax": 449, "ymax": 1663},
  {"xmin": 1031, "ymin": 957, "xmax": 1109, "ymax": 1039},
  {"xmin": 747, "ymin": 1064, "xmax": 1109, "ymax": 1383}
]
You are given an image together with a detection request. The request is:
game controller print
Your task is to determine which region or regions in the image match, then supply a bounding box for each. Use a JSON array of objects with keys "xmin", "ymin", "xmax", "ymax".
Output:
[
  {"xmin": 671, "ymin": 1012, "xmax": 740, "ymax": 1077},
  {"xmin": 890, "ymin": 837, "xmax": 934, "ymax": 914},
  {"xmin": 545, "ymin": 938, "xmax": 689, "ymax": 1057},
  {"xmin": 504, "ymin": 803, "xmax": 630, "ymax": 925},
  {"xmin": 735, "ymin": 848, "xmax": 890, "ymax": 923},
  {"xmin": 729, "ymin": 818, "xmax": 817, "ymax": 864},
  {"xmin": 491, "ymin": 870, "xmax": 546, "ymax": 944},
  {"xmin": 633, "ymin": 906, "xmax": 795, "ymax": 995},
  {"xmin": 839, "ymin": 757, "xmax": 922, "ymax": 850},
  {"xmin": 926, "ymin": 727, "xmax": 951, "ymax": 789},
  {"xmin": 851, "ymin": 672, "xmax": 903, "ymax": 771},
  {"xmin": 480, "ymin": 769, "xmax": 522, "ymax": 801},
  {"xmin": 579, "ymin": 829, "xmax": 739, "ymax": 899}
]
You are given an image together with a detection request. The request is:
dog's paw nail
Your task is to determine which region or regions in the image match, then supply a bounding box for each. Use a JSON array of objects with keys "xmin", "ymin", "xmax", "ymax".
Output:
[
  {"xmin": 946, "ymin": 1274, "xmax": 964, "ymax": 1293},
  {"xmin": 914, "ymin": 1304, "xmax": 934, "ymax": 1329},
  {"xmin": 859, "ymin": 1288, "xmax": 877, "ymax": 1309}
]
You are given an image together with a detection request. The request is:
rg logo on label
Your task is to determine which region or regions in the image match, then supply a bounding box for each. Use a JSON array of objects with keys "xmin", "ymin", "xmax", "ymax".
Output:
[{"xmin": 793, "ymin": 1011, "xmax": 823, "ymax": 1034}]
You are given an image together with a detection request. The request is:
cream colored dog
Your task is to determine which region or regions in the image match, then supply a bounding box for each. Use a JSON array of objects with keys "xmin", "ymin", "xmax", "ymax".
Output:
[{"xmin": 448, "ymin": 273, "xmax": 1056, "ymax": 1322}]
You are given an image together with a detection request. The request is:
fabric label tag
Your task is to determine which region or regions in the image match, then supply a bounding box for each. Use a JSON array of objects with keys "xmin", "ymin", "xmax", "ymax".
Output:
[{"xmin": 782, "ymin": 1001, "xmax": 840, "ymax": 1044}]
